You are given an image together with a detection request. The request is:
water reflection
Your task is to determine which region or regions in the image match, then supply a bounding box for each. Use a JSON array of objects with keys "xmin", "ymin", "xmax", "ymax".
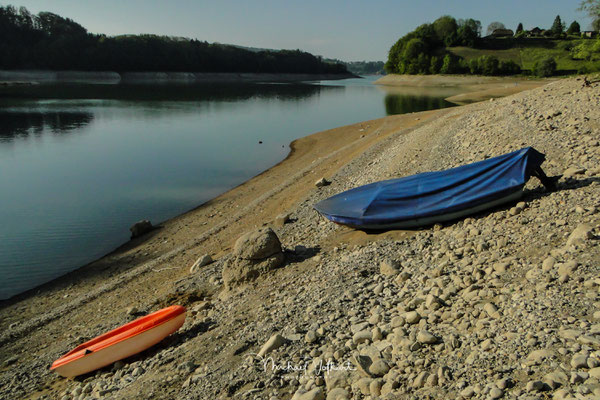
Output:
[
  {"xmin": 0, "ymin": 111, "xmax": 94, "ymax": 139},
  {"xmin": 384, "ymin": 94, "xmax": 453, "ymax": 115},
  {"xmin": 0, "ymin": 82, "xmax": 339, "ymax": 102}
]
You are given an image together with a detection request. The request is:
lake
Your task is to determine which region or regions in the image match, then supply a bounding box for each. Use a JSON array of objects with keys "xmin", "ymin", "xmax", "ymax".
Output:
[{"xmin": 0, "ymin": 76, "xmax": 458, "ymax": 299}]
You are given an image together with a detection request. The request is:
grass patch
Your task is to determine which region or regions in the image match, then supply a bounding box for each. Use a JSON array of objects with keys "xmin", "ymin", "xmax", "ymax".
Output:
[{"xmin": 448, "ymin": 39, "xmax": 600, "ymax": 74}]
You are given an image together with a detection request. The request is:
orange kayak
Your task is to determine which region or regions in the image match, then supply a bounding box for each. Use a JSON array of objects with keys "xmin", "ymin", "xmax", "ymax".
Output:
[{"xmin": 51, "ymin": 305, "xmax": 186, "ymax": 378}]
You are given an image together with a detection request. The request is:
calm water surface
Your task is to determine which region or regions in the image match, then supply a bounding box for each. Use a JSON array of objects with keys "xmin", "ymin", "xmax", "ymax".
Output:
[{"xmin": 0, "ymin": 76, "xmax": 458, "ymax": 299}]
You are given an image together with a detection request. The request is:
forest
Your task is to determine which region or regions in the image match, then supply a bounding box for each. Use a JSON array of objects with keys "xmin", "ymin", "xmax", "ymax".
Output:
[{"xmin": 0, "ymin": 5, "xmax": 348, "ymax": 75}]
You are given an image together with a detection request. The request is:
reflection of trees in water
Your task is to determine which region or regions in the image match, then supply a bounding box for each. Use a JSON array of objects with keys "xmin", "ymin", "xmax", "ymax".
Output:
[
  {"xmin": 0, "ymin": 82, "xmax": 340, "ymax": 103},
  {"xmin": 384, "ymin": 94, "xmax": 454, "ymax": 115},
  {"xmin": 0, "ymin": 111, "xmax": 94, "ymax": 139}
]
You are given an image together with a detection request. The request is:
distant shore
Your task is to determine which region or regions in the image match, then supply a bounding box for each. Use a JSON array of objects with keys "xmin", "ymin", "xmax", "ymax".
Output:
[{"xmin": 0, "ymin": 70, "xmax": 356, "ymax": 84}]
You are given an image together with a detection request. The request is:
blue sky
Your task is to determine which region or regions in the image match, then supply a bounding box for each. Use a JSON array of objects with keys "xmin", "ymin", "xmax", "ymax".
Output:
[{"xmin": 4, "ymin": 0, "xmax": 592, "ymax": 61}]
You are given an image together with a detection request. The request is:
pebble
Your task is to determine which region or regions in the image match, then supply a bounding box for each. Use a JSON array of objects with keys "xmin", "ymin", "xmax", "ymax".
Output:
[
  {"xmin": 258, "ymin": 334, "xmax": 286, "ymax": 357},
  {"xmin": 417, "ymin": 330, "xmax": 438, "ymax": 344}
]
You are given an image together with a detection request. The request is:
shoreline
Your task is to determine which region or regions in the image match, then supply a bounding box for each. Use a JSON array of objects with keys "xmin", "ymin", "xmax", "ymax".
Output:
[
  {"xmin": 0, "ymin": 70, "xmax": 356, "ymax": 85},
  {"xmin": 374, "ymin": 73, "xmax": 552, "ymax": 105},
  {"xmin": 0, "ymin": 74, "xmax": 535, "ymax": 305}
]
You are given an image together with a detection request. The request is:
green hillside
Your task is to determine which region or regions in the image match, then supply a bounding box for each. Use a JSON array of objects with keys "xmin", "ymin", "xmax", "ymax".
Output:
[
  {"xmin": 449, "ymin": 39, "xmax": 600, "ymax": 73},
  {"xmin": 385, "ymin": 15, "xmax": 600, "ymax": 77}
]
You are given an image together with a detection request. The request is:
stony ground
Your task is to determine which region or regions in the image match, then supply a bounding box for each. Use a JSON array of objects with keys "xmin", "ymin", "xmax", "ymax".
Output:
[{"xmin": 1, "ymin": 76, "xmax": 599, "ymax": 400}]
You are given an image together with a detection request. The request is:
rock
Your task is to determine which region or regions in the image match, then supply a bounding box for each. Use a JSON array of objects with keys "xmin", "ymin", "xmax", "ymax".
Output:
[
  {"xmin": 113, "ymin": 360, "xmax": 125, "ymax": 370},
  {"xmin": 352, "ymin": 355, "xmax": 374, "ymax": 377},
  {"xmin": 483, "ymin": 303, "xmax": 500, "ymax": 319},
  {"xmin": 354, "ymin": 378, "xmax": 372, "ymax": 395},
  {"xmin": 189, "ymin": 254, "xmax": 213, "ymax": 273},
  {"xmin": 489, "ymin": 387, "xmax": 503, "ymax": 399},
  {"xmin": 326, "ymin": 388, "xmax": 349, "ymax": 400},
  {"xmin": 563, "ymin": 167, "xmax": 586, "ymax": 177},
  {"xmin": 589, "ymin": 367, "xmax": 600, "ymax": 379},
  {"xmin": 353, "ymin": 330, "xmax": 372, "ymax": 344},
  {"xmin": 405, "ymin": 311, "xmax": 421, "ymax": 324},
  {"xmin": 417, "ymin": 330, "xmax": 438, "ymax": 344},
  {"xmin": 526, "ymin": 380, "xmax": 547, "ymax": 392},
  {"xmin": 566, "ymin": 224, "xmax": 594, "ymax": 247},
  {"xmin": 460, "ymin": 386, "xmax": 475, "ymax": 398},
  {"xmin": 426, "ymin": 294, "xmax": 443, "ymax": 310},
  {"xmin": 274, "ymin": 213, "xmax": 291, "ymax": 227},
  {"xmin": 570, "ymin": 354, "xmax": 589, "ymax": 369},
  {"xmin": 557, "ymin": 261, "xmax": 578, "ymax": 282},
  {"xmin": 553, "ymin": 389, "xmax": 573, "ymax": 400},
  {"xmin": 305, "ymin": 330, "xmax": 318, "ymax": 344},
  {"xmin": 380, "ymin": 259, "xmax": 400, "ymax": 276},
  {"xmin": 543, "ymin": 371, "xmax": 568, "ymax": 389},
  {"xmin": 496, "ymin": 378, "xmax": 512, "ymax": 390},
  {"xmin": 129, "ymin": 220, "xmax": 153, "ymax": 238},
  {"xmin": 292, "ymin": 387, "xmax": 325, "ymax": 400},
  {"xmin": 82, "ymin": 383, "xmax": 93, "ymax": 393},
  {"xmin": 369, "ymin": 379, "xmax": 382, "ymax": 396},
  {"xmin": 413, "ymin": 371, "xmax": 429, "ymax": 388},
  {"xmin": 324, "ymin": 369, "xmax": 350, "ymax": 391},
  {"xmin": 126, "ymin": 306, "xmax": 138, "ymax": 315},
  {"xmin": 368, "ymin": 359, "xmax": 389, "ymax": 377},
  {"xmin": 542, "ymin": 256, "xmax": 556, "ymax": 272},
  {"xmin": 223, "ymin": 228, "xmax": 285, "ymax": 288},
  {"xmin": 257, "ymin": 334, "xmax": 286, "ymax": 357},
  {"xmin": 315, "ymin": 178, "xmax": 331, "ymax": 188},
  {"xmin": 234, "ymin": 227, "xmax": 282, "ymax": 260},
  {"xmin": 527, "ymin": 349, "xmax": 555, "ymax": 364},
  {"xmin": 222, "ymin": 252, "xmax": 285, "ymax": 288}
]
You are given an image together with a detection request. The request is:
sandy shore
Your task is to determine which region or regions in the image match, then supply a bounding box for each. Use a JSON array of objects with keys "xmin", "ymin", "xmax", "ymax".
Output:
[
  {"xmin": 375, "ymin": 74, "xmax": 551, "ymax": 105},
  {"xmin": 1, "ymin": 74, "xmax": 598, "ymax": 399}
]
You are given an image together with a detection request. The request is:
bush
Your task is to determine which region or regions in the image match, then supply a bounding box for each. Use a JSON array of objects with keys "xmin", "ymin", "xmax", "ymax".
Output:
[
  {"xmin": 440, "ymin": 54, "xmax": 461, "ymax": 74},
  {"xmin": 479, "ymin": 55, "xmax": 499, "ymax": 75},
  {"xmin": 533, "ymin": 56, "xmax": 557, "ymax": 77},
  {"xmin": 466, "ymin": 56, "xmax": 520, "ymax": 76},
  {"xmin": 499, "ymin": 60, "xmax": 521, "ymax": 75}
]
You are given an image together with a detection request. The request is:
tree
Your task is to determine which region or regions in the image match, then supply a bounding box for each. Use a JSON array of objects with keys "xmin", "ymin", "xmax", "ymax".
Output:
[
  {"xmin": 403, "ymin": 38, "xmax": 426, "ymax": 60},
  {"xmin": 579, "ymin": 0, "xmax": 600, "ymax": 19},
  {"xmin": 533, "ymin": 56, "xmax": 557, "ymax": 77},
  {"xmin": 457, "ymin": 18, "xmax": 481, "ymax": 47},
  {"xmin": 429, "ymin": 56, "xmax": 441, "ymax": 74},
  {"xmin": 567, "ymin": 21, "xmax": 581, "ymax": 34},
  {"xmin": 433, "ymin": 15, "xmax": 458, "ymax": 45},
  {"xmin": 440, "ymin": 54, "xmax": 461, "ymax": 74},
  {"xmin": 551, "ymin": 15, "xmax": 565, "ymax": 35},
  {"xmin": 486, "ymin": 22, "xmax": 506, "ymax": 36},
  {"xmin": 516, "ymin": 23, "xmax": 524, "ymax": 34},
  {"xmin": 579, "ymin": 1, "xmax": 600, "ymax": 31}
]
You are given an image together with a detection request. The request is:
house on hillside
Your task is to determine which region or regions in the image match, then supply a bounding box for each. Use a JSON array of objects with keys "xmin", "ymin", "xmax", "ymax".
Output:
[
  {"xmin": 527, "ymin": 27, "xmax": 543, "ymax": 37},
  {"xmin": 491, "ymin": 28, "xmax": 514, "ymax": 37},
  {"xmin": 582, "ymin": 31, "xmax": 598, "ymax": 38}
]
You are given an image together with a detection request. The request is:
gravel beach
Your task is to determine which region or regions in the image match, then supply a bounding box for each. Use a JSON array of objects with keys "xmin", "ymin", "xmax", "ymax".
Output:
[{"xmin": 0, "ymin": 75, "xmax": 598, "ymax": 400}]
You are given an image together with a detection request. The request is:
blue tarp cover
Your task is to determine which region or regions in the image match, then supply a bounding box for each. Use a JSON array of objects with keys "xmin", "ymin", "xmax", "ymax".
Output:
[{"xmin": 314, "ymin": 147, "xmax": 546, "ymax": 228}]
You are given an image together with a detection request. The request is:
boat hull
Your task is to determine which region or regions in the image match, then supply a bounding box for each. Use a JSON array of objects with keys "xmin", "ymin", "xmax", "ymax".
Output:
[
  {"xmin": 329, "ymin": 190, "xmax": 522, "ymax": 230},
  {"xmin": 51, "ymin": 306, "xmax": 186, "ymax": 378},
  {"xmin": 314, "ymin": 147, "xmax": 545, "ymax": 230}
]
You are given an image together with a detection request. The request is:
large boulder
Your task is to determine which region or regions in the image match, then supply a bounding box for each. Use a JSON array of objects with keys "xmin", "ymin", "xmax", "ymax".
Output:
[
  {"xmin": 223, "ymin": 228, "xmax": 284, "ymax": 289},
  {"xmin": 233, "ymin": 227, "xmax": 282, "ymax": 260}
]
